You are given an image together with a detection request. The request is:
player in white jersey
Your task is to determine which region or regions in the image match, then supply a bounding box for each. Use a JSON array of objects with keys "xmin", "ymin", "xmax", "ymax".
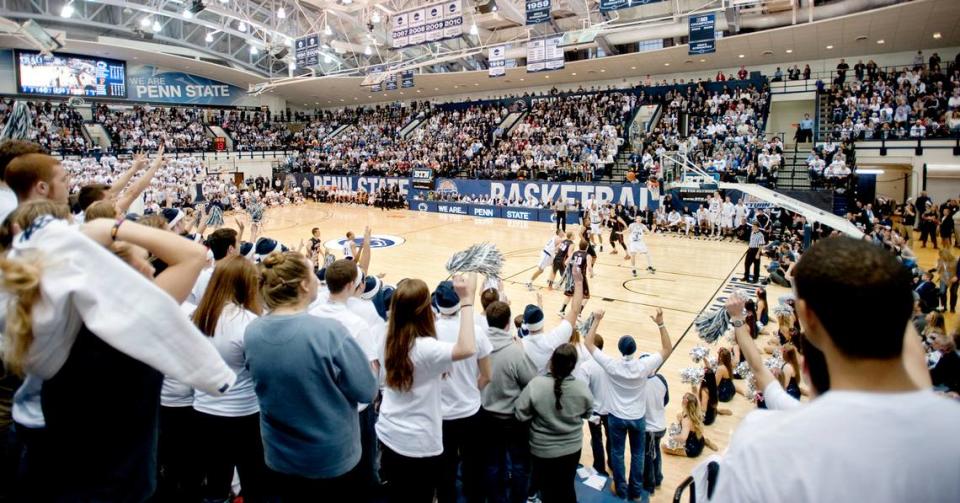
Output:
[
  {"xmin": 528, "ymin": 229, "xmax": 564, "ymax": 290},
  {"xmin": 721, "ymin": 195, "xmax": 736, "ymax": 239},
  {"xmin": 342, "ymin": 230, "xmax": 358, "ymax": 260},
  {"xmin": 627, "ymin": 215, "xmax": 655, "ymax": 276},
  {"xmin": 708, "ymin": 192, "xmax": 722, "ymax": 238},
  {"xmin": 734, "ymin": 199, "xmax": 749, "ymax": 229},
  {"xmin": 588, "ymin": 202, "xmax": 604, "ymax": 252}
]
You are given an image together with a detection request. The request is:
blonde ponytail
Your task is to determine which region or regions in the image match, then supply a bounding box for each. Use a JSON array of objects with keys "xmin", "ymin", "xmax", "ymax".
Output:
[{"xmin": 1, "ymin": 255, "xmax": 42, "ymax": 376}]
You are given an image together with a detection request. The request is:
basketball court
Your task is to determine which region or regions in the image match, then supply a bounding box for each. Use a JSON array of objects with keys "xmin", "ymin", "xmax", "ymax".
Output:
[{"xmin": 243, "ymin": 202, "xmax": 792, "ymax": 502}]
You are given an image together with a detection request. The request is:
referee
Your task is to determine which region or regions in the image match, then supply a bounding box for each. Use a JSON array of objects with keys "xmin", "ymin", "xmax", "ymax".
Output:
[
  {"xmin": 555, "ymin": 199, "xmax": 567, "ymax": 232},
  {"xmin": 743, "ymin": 221, "xmax": 765, "ymax": 283}
]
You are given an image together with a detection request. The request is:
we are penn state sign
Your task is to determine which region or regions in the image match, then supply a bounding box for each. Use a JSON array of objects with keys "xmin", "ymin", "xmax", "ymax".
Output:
[{"xmin": 127, "ymin": 65, "xmax": 248, "ymax": 106}]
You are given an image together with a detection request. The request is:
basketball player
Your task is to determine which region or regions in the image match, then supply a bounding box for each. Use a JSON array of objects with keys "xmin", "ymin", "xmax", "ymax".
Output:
[
  {"xmin": 708, "ymin": 191, "xmax": 722, "ymax": 238},
  {"xmin": 628, "ymin": 214, "xmax": 655, "ymax": 276},
  {"xmin": 580, "ymin": 227, "xmax": 598, "ymax": 278},
  {"xmin": 721, "ymin": 195, "xmax": 736, "ymax": 240},
  {"xmin": 547, "ymin": 231, "xmax": 575, "ymax": 290},
  {"xmin": 342, "ymin": 231, "xmax": 359, "ymax": 261},
  {"xmin": 588, "ymin": 200, "xmax": 604, "ymax": 252},
  {"xmin": 528, "ymin": 229, "xmax": 564, "ymax": 290},
  {"xmin": 560, "ymin": 240, "xmax": 592, "ymax": 316},
  {"xmin": 609, "ymin": 205, "xmax": 628, "ymax": 256},
  {"xmin": 695, "ymin": 204, "xmax": 710, "ymax": 238}
]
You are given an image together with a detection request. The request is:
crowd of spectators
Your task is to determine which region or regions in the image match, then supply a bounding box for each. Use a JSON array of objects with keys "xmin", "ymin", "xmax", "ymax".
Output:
[
  {"xmin": 822, "ymin": 52, "xmax": 960, "ymax": 141},
  {"xmin": 96, "ymin": 104, "xmax": 212, "ymax": 152},
  {"xmin": 1, "ymin": 99, "xmax": 87, "ymax": 154},
  {"xmin": 213, "ymin": 109, "xmax": 293, "ymax": 151}
]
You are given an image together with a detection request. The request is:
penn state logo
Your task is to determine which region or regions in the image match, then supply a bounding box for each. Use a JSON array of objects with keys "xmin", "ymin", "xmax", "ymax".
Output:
[
  {"xmin": 396, "ymin": 17, "xmax": 404, "ymax": 26},
  {"xmin": 417, "ymin": 202, "xmax": 429, "ymax": 211},
  {"xmin": 449, "ymin": 3, "xmax": 457, "ymax": 12},
  {"xmin": 325, "ymin": 235, "xmax": 406, "ymax": 251},
  {"xmin": 431, "ymin": 8, "xmax": 439, "ymax": 16},
  {"xmin": 436, "ymin": 179, "xmax": 459, "ymax": 196},
  {"xmin": 413, "ymin": 12, "xmax": 421, "ymax": 21}
]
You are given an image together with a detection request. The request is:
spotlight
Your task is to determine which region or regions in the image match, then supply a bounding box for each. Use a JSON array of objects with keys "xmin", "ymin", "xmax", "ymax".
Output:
[{"xmin": 60, "ymin": 2, "xmax": 74, "ymax": 18}]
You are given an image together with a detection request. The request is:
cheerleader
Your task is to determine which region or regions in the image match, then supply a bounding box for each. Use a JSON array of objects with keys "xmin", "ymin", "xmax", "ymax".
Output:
[
  {"xmin": 377, "ymin": 274, "xmax": 478, "ymax": 503},
  {"xmin": 661, "ymin": 393, "xmax": 718, "ymax": 457},
  {"xmin": 192, "ymin": 256, "xmax": 267, "ymax": 502},
  {"xmin": 246, "ymin": 196, "xmax": 264, "ymax": 234},
  {"xmin": 205, "ymin": 199, "xmax": 225, "ymax": 229}
]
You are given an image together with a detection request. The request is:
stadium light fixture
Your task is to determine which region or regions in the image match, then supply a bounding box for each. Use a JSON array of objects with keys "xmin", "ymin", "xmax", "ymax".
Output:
[
  {"xmin": 469, "ymin": 23, "xmax": 478, "ymax": 36},
  {"xmin": 140, "ymin": 17, "xmax": 151, "ymax": 28},
  {"xmin": 205, "ymin": 32, "xmax": 214, "ymax": 42},
  {"xmin": 289, "ymin": 60, "xmax": 296, "ymax": 70},
  {"xmin": 152, "ymin": 19, "xmax": 162, "ymax": 32},
  {"xmin": 364, "ymin": 45, "xmax": 372, "ymax": 55},
  {"xmin": 250, "ymin": 45, "xmax": 259, "ymax": 55},
  {"xmin": 60, "ymin": 2, "xmax": 74, "ymax": 18},
  {"xmin": 323, "ymin": 25, "xmax": 333, "ymax": 36},
  {"xmin": 371, "ymin": 11, "xmax": 381, "ymax": 23},
  {"xmin": 342, "ymin": 0, "xmax": 353, "ymax": 5},
  {"xmin": 237, "ymin": 21, "xmax": 247, "ymax": 32},
  {"xmin": 277, "ymin": 7, "xmax": 286, "ymax": 19},
  {"xmin": 183, "ymin": 9, "xmax": 193, "ymax": 19},
  {"xmin": 933, "ymin": 32, "xmax": 942, "ymax": 39},
  {"xmin": 324, "ymin": 53, "xmax": 333, "ymax": 63}
]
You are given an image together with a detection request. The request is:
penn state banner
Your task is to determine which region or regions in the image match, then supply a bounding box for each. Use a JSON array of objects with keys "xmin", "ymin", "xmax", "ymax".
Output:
[
  {"xmin": 127, "ymin": 65, "xmax": 248, "ymax": 105},
  {"xmin": 526, "ymin": 0, "xmax": 551, "ymax": 25}
]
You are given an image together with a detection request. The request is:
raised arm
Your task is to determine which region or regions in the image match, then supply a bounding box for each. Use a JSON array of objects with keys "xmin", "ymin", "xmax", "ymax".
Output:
[
  {"xmin": 357, "ymin": 226, "xmax": 372, "ymax": 274},
  {"xmin": 106, "ymin": 154, "xmax": 146, "ymax": 199},
  {"xmin": 82, "ymin": 218, "xmax": 207, "ymax": 303},
  {"xmin": 451, "ymin": 272, "xmax": 478, "ymax": 361},
  {"xmin": 584, "ymin": 309, "xmax": 605, "ymax": 355},
  {"xmin": 564, "ymin": 266, "xmax": 584, "ymax": 328},
  {"xmin": 651, "ymin": 307, "xmax": 673, "ymax": 360},
  {"xmin": 727, "ymin": 295, "xmax": 776, "ymax": 391},
  {"xmin": 116, "ymin": 144, "xmax": 165, "ymax": 213}
]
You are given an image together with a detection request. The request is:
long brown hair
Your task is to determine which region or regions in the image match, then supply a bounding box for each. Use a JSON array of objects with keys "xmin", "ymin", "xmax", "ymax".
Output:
[
  {"xmin": 385, "ymin": 278, "xmax": 435, "ymax": 392},
  {"xmin": 193, "ymin": 256, "xmax": 263, "ymax": 336},
  {"xmin": 717, "ymin": 347, "xmax": 734, "ymax": 378},
  {"xmin": 782, "ymin": 343, "xmax": 802, "ymax": 385}
]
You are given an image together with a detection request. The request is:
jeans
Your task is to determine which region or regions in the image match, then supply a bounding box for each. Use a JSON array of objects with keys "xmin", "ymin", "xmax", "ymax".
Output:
[
  {"xmin": 155, "ymin": 406, "xmax": 202, "ymax": 503},
  {"xmin": 587, "ymin": 414, "xmax": 610, "ymax": 475},
  {"xmin": 530, "ymin": 450, "xmax": 580, "ymax": 503},
  {"xmin": 642, "ymin": 430, "xmax": 666, "ymax": 494},
  {"xmin": 481, "ymin": 410, "xmax": 530, "ymax": 503},
  {"xmin": 607, "ymin": 414, "xmax": 647, "ymax": 501},
  {"xmin": 195, "ymin": 411, "xmax": 267, "ymax": 503},
  {"xmin": 358, "ymin": 403, "xmax": 382, "ymax": 495},
  {"xmin": 268, "ymin": 463, "xmax": 359, "ymax": 503},
  {"xmin": 439, "ymin": 412, "xmax": 484, "ymax": 503}
]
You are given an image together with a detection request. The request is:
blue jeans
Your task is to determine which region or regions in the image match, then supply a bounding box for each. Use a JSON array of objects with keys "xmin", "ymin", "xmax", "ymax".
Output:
[
  {"xmin": 643, "ymin": 430, "xmax": 665, "ymax": 494},
  {"xmin": 607, "ymin": 415, "xmax": 647, "ymax": 500},
  {"xmin": 481, "ymin": 410, "xmax": 529, "ymax": 503}
]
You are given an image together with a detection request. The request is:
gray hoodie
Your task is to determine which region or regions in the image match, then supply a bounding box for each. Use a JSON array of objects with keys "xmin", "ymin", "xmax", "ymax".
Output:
[{"xmin": 481, "ymin": 326, "xmax": 538, "ymax": 418}]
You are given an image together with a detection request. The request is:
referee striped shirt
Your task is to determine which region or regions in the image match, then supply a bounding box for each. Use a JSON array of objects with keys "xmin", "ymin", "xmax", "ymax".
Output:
[{"xmin": 749, "ymin": 231, "xmax": 766, "ymax": 249}]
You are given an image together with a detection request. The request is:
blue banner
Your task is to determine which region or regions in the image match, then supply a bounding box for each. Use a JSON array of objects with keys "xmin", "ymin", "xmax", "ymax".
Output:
[
  {"xmin": 526, "ymin": 0, "xmax": 551, "ymax": 25},
  {"xmin": 431, "ymin": 178, "xmax": 654, "ymax": 209},
  {"xmin": 411, "ymin": 201, "xmax": 581, "ymax": 224},
  {"xmin": 688, "ymin": 13, "xmax": 716, "ymax": 55},
  {"xmin": 599, "ymin": 0, "xmax": 663, "ymax": 13},
  {"xmin": 401, "ymin": 70, "xmax": 415, "ymax": 89},
  {"xmin": 127, "ymin": 65, "xmax": 247, "ymax": 105}
]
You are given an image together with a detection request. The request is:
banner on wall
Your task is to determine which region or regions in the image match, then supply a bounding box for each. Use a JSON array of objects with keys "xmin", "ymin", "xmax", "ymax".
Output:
[
  {"xmin": 401, "ymin": 70, "xmax": 416, "ymax": 88},
  {"xmin": 599, "ymin": 0, "xmax": 663, "ymax": 13},
  {"xmin": 526, "ymin": 35, "xmax": 563, "ymax": 73},
  {"xmin": 526, "ymin": 0, "xmax": 551, "ymax": 25},
  {"xmin": 127, "ymin": 65, "xmax": 248, "ymax": 105},
  {"xmin": 688, "ymin": 13, "xmax": 717, "ymax": 55},
  {"xmin": 391, "ymin": 0, "xmax": 463, "ymax": 49}
]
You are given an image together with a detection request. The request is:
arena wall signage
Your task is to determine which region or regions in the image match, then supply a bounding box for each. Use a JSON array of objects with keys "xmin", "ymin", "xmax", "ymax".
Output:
[
  {"xmin": 688, "ymin": 13, "xmax": 717, "ymax": 55},
  {"xmin": 432, "ymin": 178, "xmax": 655, "ymax": 209},
  {"xmin": 599, "ymin": 0, "xmax": 663, "ymax": 13},
  {"xmin": 414, "ymin": 201, "xmax": 582, "ymax": 224},
  {"xmin": 324, "ymin": 235, "xmax": 406, "ymax": 250},
  {"xmin": 391, "ymin": 0, "xmax": 463, "ymax": 49},
  {"xmin": 127, "ymin": 65, "xmax": 248, "ymax": 106},
  {"xmin": 310, "ymin": 174, "xmax": 412, "ymax": 195},
  {"xmin": 526, "ymin": 0, "xmax": 551, "ymax": 25}
]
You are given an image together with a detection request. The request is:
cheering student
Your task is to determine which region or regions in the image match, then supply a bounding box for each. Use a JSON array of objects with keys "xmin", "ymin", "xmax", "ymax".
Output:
[
  {"xmin": 574, "ymin": 332, "xmax": 612, "ymax": 477},
  {"xmin": 244, "ymin": 251, "xmax": 378, "ymax": 500},
  {"xmin": 712, "ymin": 237, "xmax": 960, "ymax": 502},
  {"xmin": 433, "ymin": 281, "xmax": 492, "ymax": 503},
  {"xmin": 583, "ymin": 307, "xmax": 673, "ymax": 503},
  {"xmin": 191, "ymin": 256, "xmax": 267, "ymax": 502},
  {"xmin": 3, "ymin": 208, "xmax": 235, "ymax": 502},
  {"xmin": 377, "ymin": 273, "xmax": 479, "ymax": 503},
  {"xmin": 515, "ymin": 343, "xmax": 593, "ymax": 503}
]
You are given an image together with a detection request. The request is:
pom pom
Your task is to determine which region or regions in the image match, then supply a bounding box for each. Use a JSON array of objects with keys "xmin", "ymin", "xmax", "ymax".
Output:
[
  {"xmin": 773, "ymin": 303, "xmax": 794, "ymax": 318},
  {"xmin": 680, "ymin": 366, "xmax": 705, "ymax": 385},
  {"xmin": 734, "ymin": 360, "xmax": 752, "ymax": 379},
  {"xmin": 689, "ymin": 346, "xmax": 709, "ymax": 364},
  {"xmin": 694, "ymin": 307, "xmax": 730, "ymax": 343},
  {"xmin": 576, "ymin": 312, "xmax": 596, "ymax": 337},
  {"xmin": 0, "ymin": 101, "xmax": 32, "ymax": 141},
  {"xmin": 706, "ymin": 356, "xmax": 718, "ymax": 371},
  {"xmin": 445, "ymin": 243, "xmax": 504, "ymax": 279}
]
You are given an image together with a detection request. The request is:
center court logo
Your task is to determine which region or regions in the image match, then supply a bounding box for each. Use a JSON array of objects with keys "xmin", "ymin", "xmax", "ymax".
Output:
[
  {"xmin": 324, "ymin": 235, "xmax": 406, "ymax": 250},
  {"xmin": 417, "ymin": 202, "xmax": 429, "ymax": 211}
]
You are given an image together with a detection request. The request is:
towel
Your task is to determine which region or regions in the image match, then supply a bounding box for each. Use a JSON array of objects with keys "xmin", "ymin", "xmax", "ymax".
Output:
[{"xmin": 5, "ymin": 216, "xmax": 235, "ymax": 395}]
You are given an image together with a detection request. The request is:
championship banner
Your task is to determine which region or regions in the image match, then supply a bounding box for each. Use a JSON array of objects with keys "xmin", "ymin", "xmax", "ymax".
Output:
[
  {"xmin": 294, "ymin": 34, "xmax": 319, "ymax": 67},
  {"xmin": 527, "ymin": 35, "xmax": 563, "ymax": 73},
  {"xmin": 488, "ymin": 45, "xmax": 507, "ymax": 78},
  {"xmin": 688, "ymin": 13, "xmax": 717, "ymax": 55},
  {"xmin": 526, "ymin": 0, "xmax": 551, "ymax": 25},
  {"xmin": 526, "ymin": 38, "xmax": 545, "ymax": 73},
  {"xmin": 391, "ymin": 0, "xmax": 463, "ymax": 49},
  {"xmin": 599, "ymin": 0, "xmax": 663, "ymax": 13},
  {"xmin": 401, "ymin": 70, "xmax": 416, "ymax": 89}
]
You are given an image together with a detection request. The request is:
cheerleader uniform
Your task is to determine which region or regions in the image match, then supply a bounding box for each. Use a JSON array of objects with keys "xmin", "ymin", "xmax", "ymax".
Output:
[
  {"xmin": 718, "ymin": 377, "xmax": 736, "ymax": 402},
  {"xmin": 206, "ymin": 201, "xmax": 224, "ymax": 228},
  {"xmin": 785, "ymin": 376, "xmax": 801, "ymax": 400},
  {"xmin": 703, "ymin": 403, "xmax": 717, "ymax": 426},
  {"xmin": 684, "ymin": 431, "xmax": 706, "ymax": 458}
]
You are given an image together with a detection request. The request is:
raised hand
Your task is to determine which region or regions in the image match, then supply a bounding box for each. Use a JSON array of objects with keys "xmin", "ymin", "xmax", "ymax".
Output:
[{"xmin": 650, "ymin": 307, "xmax": 664, "ymax": 326}]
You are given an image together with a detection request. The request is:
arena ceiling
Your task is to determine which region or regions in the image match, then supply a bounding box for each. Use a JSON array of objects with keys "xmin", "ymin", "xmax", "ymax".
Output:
[{"xmin": 0, "ymin": 0, "xmax": 957, "ymax": 106}]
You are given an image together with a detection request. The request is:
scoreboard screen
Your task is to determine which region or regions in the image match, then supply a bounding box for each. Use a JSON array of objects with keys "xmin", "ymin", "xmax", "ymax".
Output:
[
  {"xmin": 411, "ymin": 168, "xmax": 435, "ymax": 190},
  {"xmin": 16, "ymin": 50, "xmax": 127, "ymax": 98}
]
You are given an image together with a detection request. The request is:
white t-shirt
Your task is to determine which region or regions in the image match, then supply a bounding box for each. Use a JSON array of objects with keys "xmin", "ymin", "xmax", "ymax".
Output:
[
  {"xmin": 762, "ymin": 380, "xmax": 801, "ymax": 411},
  {"xmin": 644, "ymin": 374, "xmax": 668, "ymax": 432},
  {"xmin": 310, "ymin": 300, "xmax": 378, "ymax": 362},
  {"xmin": 193, "ymin": 303, "xmax": 260, "ymax": 417},
  {"xmin": 521, "ymin": 320, "xmax": 573, "ymax": 373},
  {"xmin": 187, "ymin": 266, "xmax": 214, "ymax": 306},
  {"xmin": 161, "ymin": 301, "xmax": 199, "ymax": 408},
  {"xmin": 712, "ymin": 390, "xmax": 960, "ymax": 502},
  {"xmin": 0, "ymin": 185, "xmax": 17, "ymax": 223},
  {"xmin": 589, "ymin": 351, "xmax": 663, "ymax": 420},
  {"xmin": 436, "ymin": 313, "xmax": 493, "ymax": 420},
  {"xmin": 376, "ymin": 337, "xmax": 454, "ymax": 457}
]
